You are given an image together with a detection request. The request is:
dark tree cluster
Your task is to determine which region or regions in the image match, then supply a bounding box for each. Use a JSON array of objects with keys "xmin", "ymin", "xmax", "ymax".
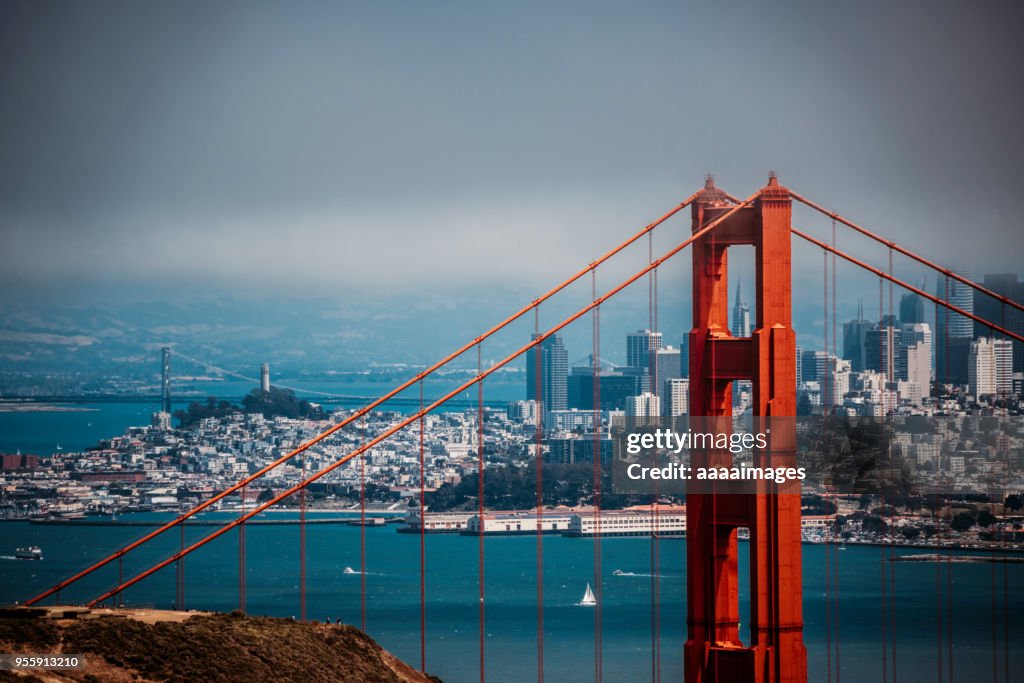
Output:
[
  {"xmin": 175, "ymin": 387, "xmax": 322, "ymax": 427},
  {"xmin": 242, "ymin": 386, "xmax": 322, "ymax": 420}
]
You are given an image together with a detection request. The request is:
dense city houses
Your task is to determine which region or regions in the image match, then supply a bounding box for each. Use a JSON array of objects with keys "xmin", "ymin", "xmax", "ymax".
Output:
[{"xmin": 2, "ymin": 279, "xmax": 1023, "ymax": 550}]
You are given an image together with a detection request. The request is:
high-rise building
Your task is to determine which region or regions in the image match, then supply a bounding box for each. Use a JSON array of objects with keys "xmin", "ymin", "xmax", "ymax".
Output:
[
  {"xmin": 968, "ymin": 337, "xmax": 1013, "ymax": 398},
  {"xmin": 260, "ymin": 363, "xmax": 270, "ymax": 392},
  {"xmin": 821, "ymin": 357, "xmax": 851, "ymax": 408},
  {"xmin": 655, "ymin": 346, "xmax": 682, "ymax": 395},
  {"xmin": 800, "ymin": 349, "xmax": 827, "ymax": 384},
  {"xmin": 935, "ymin": 268, "xmax": 974, "ymax": 384},
  {"xmin": 843, "ymin": 302, "xmax": 873, "ymax": 372},
  {"xmin": 900, "ymin": 290, "xmax": 926, "ymax": 325},
  {"xmin": 864, "ymin": 323, "xmax": 903, "ymax": 382},
  {"xmin": 974, "ymin": 274, "xmax": 1024, "ymax": 374},
  {"xmin": 901, "ymin": 323, "xmax": 932, "ymax": 403},
  {"xmin": 567, "ymin": 363, "xmax": 638, "ymax": 412},
  {"xmin": 665, "ymin": 378, "xmax": 690, "ymax": 417},
  {"xmin": 679, "ymin": 337, "xmax": 690, "ymax": 377},
  {"xmin": 795, "ymin": 346, "xmax": 803, "ymax": 389},
  {"xmin": 626, "ymin": 392, "xmax": 661, "ymax": 418},
  {"xmin": 626, "ymin": 329, "xmax": 663, "ymax": 369},
  {"xmin": 525, "ymin": 334, "xmax": 568, "ymax": 412},
  {"xmin": 731, "ymin": 280, "xmax": 751, "ymax": 338},
  {"xmin": 506, "ymin": 400, "xmax": 539, "ymax": 425}
]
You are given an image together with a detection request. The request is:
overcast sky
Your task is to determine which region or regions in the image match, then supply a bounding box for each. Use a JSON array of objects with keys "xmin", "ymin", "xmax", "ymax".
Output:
[{"xmin": 1, "ymin": 0, "xmax": 1022, "ymax": 304}]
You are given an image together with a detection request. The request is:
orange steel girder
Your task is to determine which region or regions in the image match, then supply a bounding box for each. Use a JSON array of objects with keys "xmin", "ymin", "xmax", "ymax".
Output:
[{"xmin": 684, "ymin": 174, "xmax": 807, "ymax": 683}]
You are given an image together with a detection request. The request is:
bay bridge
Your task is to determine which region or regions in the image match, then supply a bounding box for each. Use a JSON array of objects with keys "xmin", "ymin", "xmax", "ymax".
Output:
[{"xmin": 21, "ymin": 175, "xmax": 1024, "ymax": 683}]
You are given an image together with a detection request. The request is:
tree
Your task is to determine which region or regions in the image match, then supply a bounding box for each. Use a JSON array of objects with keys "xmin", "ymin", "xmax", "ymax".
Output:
[
  {"xmin": 1005, "ymin": 494, "xmax": 1023, "ymax": 511},
  {"xmin": 242, "ymin": 387, "xmax": 322, "ymax": 420},
  {"xmin": 950, "ymin": 511, "xmax": 975, "ymax": 532},
  {"xmin": 861, "ymin": 515, "xmax": 887, "ymax": 535},
  {"xmin": 256, "ymin": 487, "xmax": 275, "ymax": 505},
  {"xmin": 174, "ymin": 397, "xmax": 237, "ymax": 427},
  {"xmin": 976, "ymin": 509, "xmax": 996, "ymax": 527}
]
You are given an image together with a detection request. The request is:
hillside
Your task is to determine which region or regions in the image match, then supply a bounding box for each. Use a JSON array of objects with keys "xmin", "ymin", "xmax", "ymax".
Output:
[{"xmin": 0, "ymin": 607, "xmax": 439, "ymax": 683}]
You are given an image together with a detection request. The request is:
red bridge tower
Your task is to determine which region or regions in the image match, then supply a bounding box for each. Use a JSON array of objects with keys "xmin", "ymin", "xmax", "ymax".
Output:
[{"xmin": 684, "ymin": 174, "xmax": 807, "ymax": 682}]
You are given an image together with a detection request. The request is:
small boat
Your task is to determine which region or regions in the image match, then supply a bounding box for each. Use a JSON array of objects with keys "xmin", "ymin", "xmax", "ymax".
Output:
[
  {"xmin": 580, "ymin": 583, "xmax": 596, "ymax": 606},
  {"xmin": 15, "ymin": 546, "xmax": 42, "ymax": 560},
  {"xmin": 343, "ymin": 566, "xmax": 359, "ymax": 575},
  {"xmin": 612, "ymin": 569, "xmax": 624, "ymax": 576}
]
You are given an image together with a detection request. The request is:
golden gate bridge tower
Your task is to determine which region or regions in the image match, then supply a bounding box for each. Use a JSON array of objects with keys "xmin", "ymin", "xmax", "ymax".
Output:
[{"xmin": 685, "ymin": 174, "xmax": 806, "ymax": 682}]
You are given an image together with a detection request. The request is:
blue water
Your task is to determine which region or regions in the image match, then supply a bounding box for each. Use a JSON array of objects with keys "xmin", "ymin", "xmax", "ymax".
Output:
[
  {"xmin": 0, "ymin": 403, "xmax": 153, "ymax": 455},
  {"xmin": 1, "ymin": 514, "xmax": 1020, "ymax": 683}
]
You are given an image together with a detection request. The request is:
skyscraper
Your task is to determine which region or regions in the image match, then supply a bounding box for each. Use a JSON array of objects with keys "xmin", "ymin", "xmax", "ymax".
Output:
[
  {"xmin": 900, "ymin": 290, "xmax": 926, "ymax": 325},
  {"xmin": 665, "ymin": 378, "xmax": 690, "ymax": 417},
  {"xmin": 525, "ymin": 334, "xmax": 568, "ymax": 412},
  {"xmin": 655, "ymin": 346, "xmax": 682, "ymax": 396},
  {"xmin": 626, "ymin": 330, "xmax": 663, "ymax": 369},
  {"xmin": 731, "ymin": 280, "xmax": 751, "ymax": 338},
  {"xmin": 968, "ymin": 337, "xmax": 1013, "ymax": 398},
  {"xmin": 864, "ymin": 323, "xmax": 903, "ymax": 383},
  {"xmin": 974, "ymin": 274, "xmax": 1024, "ymax": 373},
  {"xmin": 935, "ymin": 268, "xmax": 974, "ymax": 384},
  {"xmin": 901, "ymin": 323, "xmax": 932, "ymax": 403},
  {"xmin": 843, "ymin": 301, "xmax": 873, "ymax": 372}
]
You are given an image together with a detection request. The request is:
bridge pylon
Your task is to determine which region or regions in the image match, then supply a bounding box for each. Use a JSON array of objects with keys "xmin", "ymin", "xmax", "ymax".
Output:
[{"xmin": 684, "ymin": 174, "xmax": 807, "ymax": 682}]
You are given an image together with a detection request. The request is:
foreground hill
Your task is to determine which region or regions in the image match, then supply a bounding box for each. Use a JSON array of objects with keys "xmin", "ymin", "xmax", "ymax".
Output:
[{"xmin": 0, "ymin": 607, "xmax": 439, "ymax": 683}]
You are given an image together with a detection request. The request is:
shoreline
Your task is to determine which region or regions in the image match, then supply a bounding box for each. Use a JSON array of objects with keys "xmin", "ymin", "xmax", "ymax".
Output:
[{"xmin": 0, "ymin": 403, "xmax": 99, "ymax": 413}]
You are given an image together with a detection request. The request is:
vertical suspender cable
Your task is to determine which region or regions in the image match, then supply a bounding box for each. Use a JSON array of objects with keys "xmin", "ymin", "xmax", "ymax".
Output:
[
  {"xmin": 992, "ymin": 534, "xmax": 998, "ymax": 682},
  {"xmin": 239, "ymin": 483, "xmax": 246, "ymax": 613},
  {"xmin": 419, "ymin": 380, "xmax": 427, "ymax": 673},
  {"xmin": 712, "ymin": 219, "xmax": 720, "ymax": 683},
  {"xmin": 879, "ymin": 277, "xmax": 887, "ymax": 683},
  {"xmin": 1002, "ymin": 303, "xmax": 1009, "ymax": 683},
  {"xmin": 888, "ymin": 249, "xmax": 897, "ymax": 683},
  {"xmin": 937, "ymin": 546, "xmax": 943, "ymax": 683},
  {"xmin": 947, "ymin": 523, "xmax": 954, "ymax": 681},
  {"xmin": 832, "ymin": 217, "xmax": 841, "ymax": 683},
  {"xmin": 592, "ymin": 267, "xmax": 603, "ymax": 683},
  {"xmin": 824, "ymin": 247, "xmax": 832, "ymax": 683},
  {"xmin": 649, "ymin": 230, "xmax": 661, "ymax": 683},
  {"xmin": 478, "ymin": 342, "xmax": 486, "ymax": 683},
  {"xmin": 534, "ymin": 306, "xmax": 545, "ymax": 683},
  {"xmin": 300, "ymin": 453, "xmax": 307, "ymax": 622},
  {"xmin": 360, "ymin": 416, "xmax": 367, "ymax": 632},
  {"xmin": 178, "ymin": 523, "xmax": 185, "ymax": 610}
]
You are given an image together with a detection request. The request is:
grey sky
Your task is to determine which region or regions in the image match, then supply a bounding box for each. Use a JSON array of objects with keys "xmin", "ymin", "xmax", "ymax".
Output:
[{"xmin": 1, "ymin": 0, "xmax": 1022, "ymax": 298}]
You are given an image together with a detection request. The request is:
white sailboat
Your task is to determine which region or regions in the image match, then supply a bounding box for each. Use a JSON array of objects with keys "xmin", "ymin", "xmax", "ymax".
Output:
[{"xmin": 579, "ymin": 583, "xmax": 596, "ymax": 606}]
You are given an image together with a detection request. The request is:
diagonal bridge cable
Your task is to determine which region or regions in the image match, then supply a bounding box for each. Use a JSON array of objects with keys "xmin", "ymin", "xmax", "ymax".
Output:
[
  {"xmin": 24, "ymin": 189, "xmax": 709, "ymax": 606},
  {"xmin": 792, "ymin": 228, "xmax": 1024, "ymax": 344},
  {"xmin": 790, "ymin": 191, "xmax": 1024, "ymax": 316},
  {"xmin": 84, "ymin": 192, "xmax": 762, "ymax": 608}
]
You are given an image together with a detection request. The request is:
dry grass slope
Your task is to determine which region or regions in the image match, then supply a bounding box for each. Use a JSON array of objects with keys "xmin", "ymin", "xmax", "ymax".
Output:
[{"xmin": 0, "ymin": 610, "xmax": 440, "ymax": 683}]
